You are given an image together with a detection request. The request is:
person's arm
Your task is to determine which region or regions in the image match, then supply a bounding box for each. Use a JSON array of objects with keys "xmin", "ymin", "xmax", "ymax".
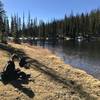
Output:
[
  {"xmin": 3, "ymin": 61, "xmax": 9, "ymax": 72},
  {"xmin": 3, "ymin": 64, "xmax": 7, "ymax": 72}
]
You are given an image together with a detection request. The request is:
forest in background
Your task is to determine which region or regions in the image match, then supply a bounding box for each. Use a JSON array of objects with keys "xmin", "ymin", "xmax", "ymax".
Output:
[{"xmin": 0, "ymin": 1, "xmax": 100, "ymax": 43}]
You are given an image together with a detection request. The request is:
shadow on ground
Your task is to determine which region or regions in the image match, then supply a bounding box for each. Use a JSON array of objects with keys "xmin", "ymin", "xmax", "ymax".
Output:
[
  {"xmin": 10, "ymin": 77, "xmax": 35, "ymax": 98},
  {"xmin": 0, "ymin": 43, "xmax": 97, "ymax": 100},
  {"xmin": 0, "ymin": 43, "xmax": 35, "ymax": 98},
  {"xmin": 27, "ymin": 58, "xmax": 96, "ymax": 100},
  {"xmin": 0, "ymin": 43, "xmax": 26, "ymax": 57},
  {"xmin": 1, "ymin": 71, "xmax": 35, "ymax": 98}
]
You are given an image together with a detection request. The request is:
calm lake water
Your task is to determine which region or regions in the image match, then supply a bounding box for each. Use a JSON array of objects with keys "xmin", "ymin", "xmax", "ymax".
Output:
[{"xmin": 32, "ymin": 39, "xmax": 100, "ymax": 80}]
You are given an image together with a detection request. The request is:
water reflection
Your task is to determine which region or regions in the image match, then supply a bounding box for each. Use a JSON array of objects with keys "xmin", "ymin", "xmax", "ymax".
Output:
[{"xmin": 31, "ymin": 39, "xmax": 100, "ymax": 79}]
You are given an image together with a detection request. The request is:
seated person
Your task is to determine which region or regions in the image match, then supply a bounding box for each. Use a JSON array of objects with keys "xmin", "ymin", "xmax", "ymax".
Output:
[
  {"xmin": 2, "ymin": 54, "xmax": 18, "ymax": 81},
  {"xmin": 1, "ymin": 54, "xmax": 30, "ymax": 84}
]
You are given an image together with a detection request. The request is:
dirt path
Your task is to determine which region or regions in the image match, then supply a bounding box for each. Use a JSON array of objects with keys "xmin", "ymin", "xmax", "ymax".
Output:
[{"xmin": 0, "ymin": 43, "xmax": 100, "ymax": 100}]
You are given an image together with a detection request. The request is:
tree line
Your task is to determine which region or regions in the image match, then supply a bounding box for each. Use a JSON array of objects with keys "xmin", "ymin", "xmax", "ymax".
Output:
[{"xmin": 0, "ymin": 1, "xmax": 100, "ymax": 43}]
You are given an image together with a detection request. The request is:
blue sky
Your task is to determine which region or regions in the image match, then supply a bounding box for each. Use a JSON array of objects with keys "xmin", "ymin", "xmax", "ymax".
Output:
[{"xmin": 2, "ymin": 0, "xmax": 100, "ymax": 22}]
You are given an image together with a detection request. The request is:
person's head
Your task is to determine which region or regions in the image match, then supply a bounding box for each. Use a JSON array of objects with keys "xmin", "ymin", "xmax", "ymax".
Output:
[{"xmin": 11, "ymin": 54, "xmax": 18, "ymax": 61}]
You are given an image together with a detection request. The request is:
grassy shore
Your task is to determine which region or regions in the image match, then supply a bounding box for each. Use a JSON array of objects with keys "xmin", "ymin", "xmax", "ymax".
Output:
[{"xmin": 0, "ymin": 42, "xmax": 100, "ymax": 100}]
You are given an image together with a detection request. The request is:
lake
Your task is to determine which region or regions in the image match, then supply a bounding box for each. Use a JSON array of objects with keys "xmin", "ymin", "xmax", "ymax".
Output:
[{"xmin": 31, "ymin": 39, "xmax": 100, "ymax": 80}]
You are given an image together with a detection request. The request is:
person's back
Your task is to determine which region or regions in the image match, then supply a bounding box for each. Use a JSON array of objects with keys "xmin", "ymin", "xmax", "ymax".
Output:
[
  {"xmin": 2, "ymin": 54, "xmax": 17, "ymax": 81},
  {"xmin": 5, "ymin": 60, "xmax": 15, "ymax": 74}
]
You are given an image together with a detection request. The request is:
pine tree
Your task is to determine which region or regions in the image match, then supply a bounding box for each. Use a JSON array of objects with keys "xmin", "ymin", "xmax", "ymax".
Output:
[{"xmin": 0, "ymin": 1, "xmax": 6, "ymax": 42}]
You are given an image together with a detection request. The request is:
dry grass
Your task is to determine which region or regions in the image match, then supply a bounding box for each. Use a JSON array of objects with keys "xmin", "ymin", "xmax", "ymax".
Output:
[{"xmin": 0, "ymin": 42, "xmax": 99, "ymax": 100}]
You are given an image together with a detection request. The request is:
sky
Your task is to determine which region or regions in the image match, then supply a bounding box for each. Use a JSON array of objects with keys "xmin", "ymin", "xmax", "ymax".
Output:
[{"xmin": 2, "ymin": 0, "xmax": 100, "ymax": 22}]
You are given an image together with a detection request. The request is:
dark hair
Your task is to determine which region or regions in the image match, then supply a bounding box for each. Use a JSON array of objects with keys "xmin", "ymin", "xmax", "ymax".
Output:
[{"xmin": 11, "ymin": 54, "xmax": 18, "ymax": 60}]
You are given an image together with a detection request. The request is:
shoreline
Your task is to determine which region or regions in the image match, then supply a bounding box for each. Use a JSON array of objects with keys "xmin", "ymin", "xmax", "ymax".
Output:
[
  {"xmin": 0, "ymin": 42, "xmax": 100, "ymax": 100},
  {"xmin": 24, "ymin": 42, "xmax": 100, "ymax": 80}
]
